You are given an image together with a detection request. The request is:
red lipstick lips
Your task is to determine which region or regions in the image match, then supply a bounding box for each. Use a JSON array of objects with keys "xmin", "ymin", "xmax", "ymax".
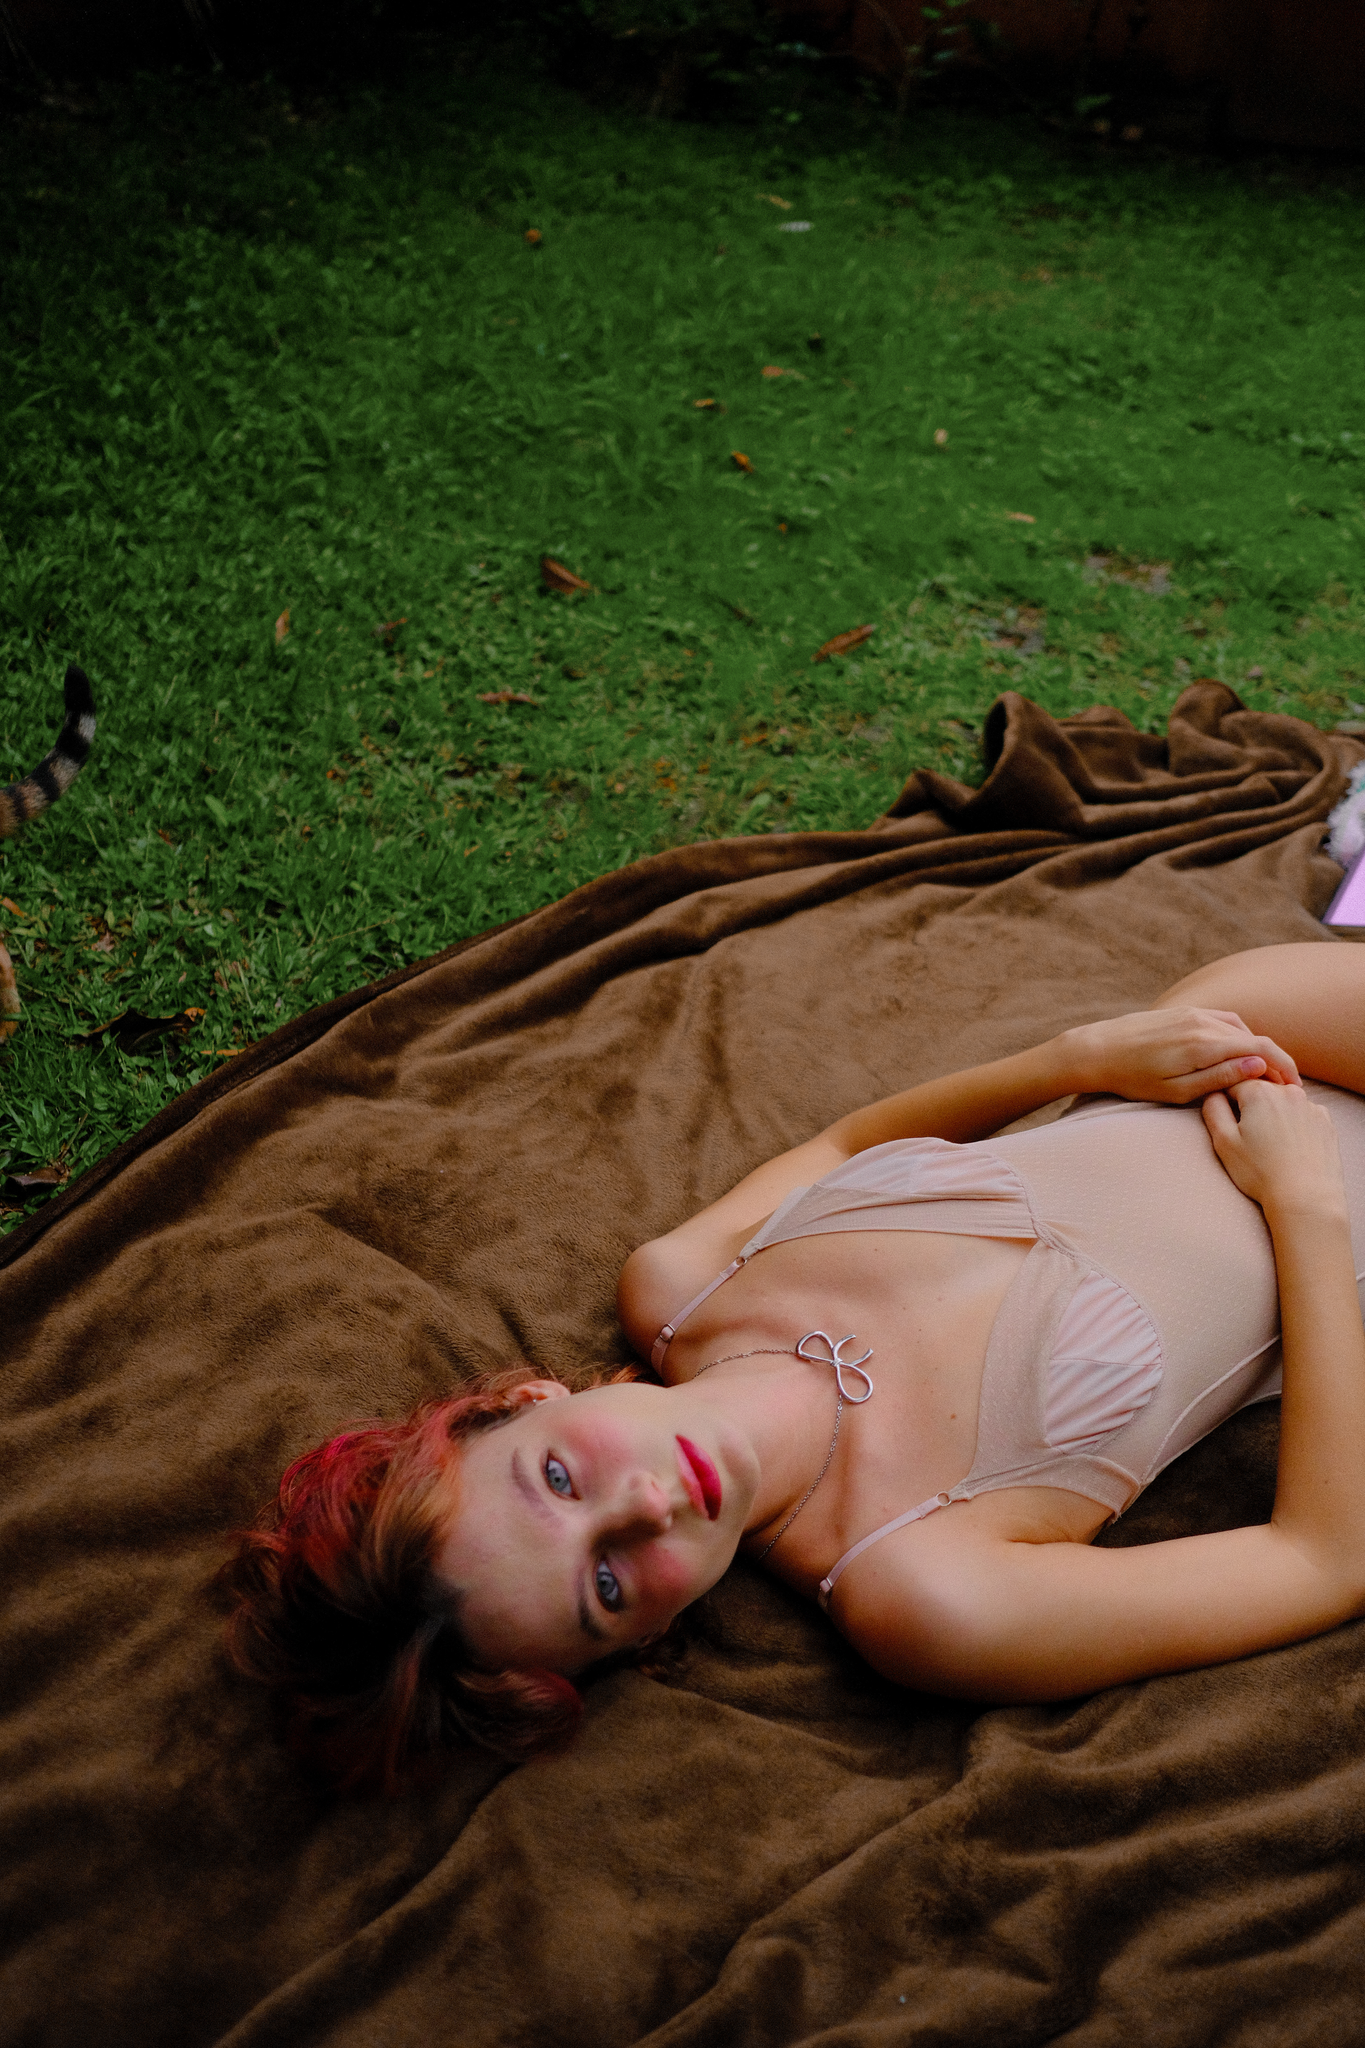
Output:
[{"xmin": 676, "ymin": 1436, "xmax": 722, "ymax": 1520}]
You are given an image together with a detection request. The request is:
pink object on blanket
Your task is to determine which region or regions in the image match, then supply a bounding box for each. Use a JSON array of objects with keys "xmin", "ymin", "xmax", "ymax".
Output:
[{"xmin": 1325, "ymin": 849, "xmax": 1365, "ymax": 927}]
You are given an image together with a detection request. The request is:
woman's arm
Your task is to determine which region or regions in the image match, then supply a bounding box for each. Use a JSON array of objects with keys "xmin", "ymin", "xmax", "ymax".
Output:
[
  {"xmin": 832, "ymin": 1006, "xmax": 1296, "ymax": 1155},
  {"xmin": 1204, "ymin": 1081, "xmax": 1365, "ymax": 1586},
  {"xmin": 619, "ymin": 1009, "xmax": 1296, "ymax": 1353},
  {"xmin": 839, "ymin": 1081, "xmax": 1365, "ymax": 1701},
  {"xmin": 673, "ymin": 1009, "xmax": 1293, "ymax": 1240}
]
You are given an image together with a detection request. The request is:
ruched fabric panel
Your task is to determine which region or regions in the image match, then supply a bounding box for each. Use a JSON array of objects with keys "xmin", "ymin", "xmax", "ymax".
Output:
[{"xmin": 1043, "ymin": 1266, "xmax": 1163, "ymax": 1450}]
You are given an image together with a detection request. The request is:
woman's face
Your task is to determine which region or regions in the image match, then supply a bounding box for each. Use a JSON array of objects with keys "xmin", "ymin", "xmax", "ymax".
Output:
[{"xmin": 433, "ymin": 1380, "xmax": 759, "ymax": 1675}]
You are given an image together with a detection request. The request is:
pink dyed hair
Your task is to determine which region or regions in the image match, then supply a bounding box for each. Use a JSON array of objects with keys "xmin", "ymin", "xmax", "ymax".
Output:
[{"xmin": 220, "ymin": 1364, "xmax": 640, "ymax": 1793}]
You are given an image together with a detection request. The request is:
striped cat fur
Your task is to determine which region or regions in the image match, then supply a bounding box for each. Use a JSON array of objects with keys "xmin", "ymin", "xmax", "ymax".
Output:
[{"xmin": 1, "ymin": 665, "xmax": 97, "ymax": 1034}]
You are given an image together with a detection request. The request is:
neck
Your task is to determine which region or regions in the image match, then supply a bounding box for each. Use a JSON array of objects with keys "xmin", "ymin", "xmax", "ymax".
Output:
[{"xmin": 680, "ymin": 1355, "xmax": 845, "ymax": 1547}]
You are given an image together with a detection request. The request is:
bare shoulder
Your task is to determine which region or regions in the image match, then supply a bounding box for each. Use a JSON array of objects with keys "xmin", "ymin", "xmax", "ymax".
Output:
[
  {"xmin": 618, "ymin": 1128, "xmax": 855, "ymax": 1361},
  {"xmin": 616, "ymin": 1236, "xmax": 684, "ymax": 1357},
  {"xmin": 615, "ymin": 1222, "xmax": 744, "ymax": 1358}
]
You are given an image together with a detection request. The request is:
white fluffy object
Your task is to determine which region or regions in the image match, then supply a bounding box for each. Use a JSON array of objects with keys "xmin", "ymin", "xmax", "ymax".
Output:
[{"xmin": 1327, "ymin": 762, "xmax": 1365, "ymax": 870}]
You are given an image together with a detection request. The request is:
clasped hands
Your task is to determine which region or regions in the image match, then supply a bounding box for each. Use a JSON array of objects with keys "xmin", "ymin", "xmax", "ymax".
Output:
[
  {"xmin": 1055, "ymin": 1007, "xmax": 1298, "ymax": 1105},
  {"xmin": 1056, "ymin": 1008, "xmax": 1347, "ymax": 1217}
]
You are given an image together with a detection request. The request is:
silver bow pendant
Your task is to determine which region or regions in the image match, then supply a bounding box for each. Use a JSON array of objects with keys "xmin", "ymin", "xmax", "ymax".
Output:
[{"xmin": 795, "ymin": 1330, "xmax": 875, "ymax": 1403}]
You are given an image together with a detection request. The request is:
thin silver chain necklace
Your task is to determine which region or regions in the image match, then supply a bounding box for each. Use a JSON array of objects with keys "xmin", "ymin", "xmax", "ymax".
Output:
[{"xmin": 692, "ymin": 1331, "xmax": 874, "ymax": 1563}]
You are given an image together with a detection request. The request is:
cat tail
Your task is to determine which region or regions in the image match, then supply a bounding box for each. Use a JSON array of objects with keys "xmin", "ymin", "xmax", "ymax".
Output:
[{"xmin": 0, "ymin": 665, "xmax": 98, "ymax": 840}]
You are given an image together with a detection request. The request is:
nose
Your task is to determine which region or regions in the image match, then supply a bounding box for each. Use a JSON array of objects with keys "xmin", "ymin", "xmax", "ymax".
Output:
[{"xmin": 605, "ymin": 1468, "xmax": 674, "ymax": 1539}]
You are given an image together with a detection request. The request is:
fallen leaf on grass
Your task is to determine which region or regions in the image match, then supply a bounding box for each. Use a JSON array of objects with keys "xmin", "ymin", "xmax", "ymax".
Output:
[
  {"xmin": 1005, "ymin": 511, "xmax": 1036, "ymax": 523},
  {"xmin": 72, "ymin": 1008, "xmax": 205, "ymax": 1055},
  {"xmin": 373, "ymin": 616, "xmax": 408, "ymax": 645},
  {"xmin": 275, "ymin": 608, "xmax": 290, "ymax": 645},
  {"xmin": 934, "ymin": 428, "xmax": 949, "ymax": 446},
  {"xmin": 759, "ymin": 193, "xmax": 792, "ymax": 209},
  {"xmin": 91, "ymin": 933, "xmax": 116, "ymax": 954},
  {"xmin": 730, "ymin": 451, "xmax": 754, "ymax": 473},
  {"xmin": 693, "ymin": 398, "xmax": 723, "ymax": 410},
  {"xmin": 524, "ymin": 228, "xmax": 542, "ymax": 247},
  {"xmin": 813, "ymin": 624, "xmax": 875, "ymax": 663},
  {"xmin": 155, "ymin": 827, "xmax": 177, "ymax": 846},
  {"xmin": 2, "ymin": 1169, "xmax": 64, "ymax": 1202},
  {"xmin": 540, "ymin": 555, "xmax": 592, "ymax": 593},
  {"xmin": 0, "ymin": 948, "xmax": 17, "ymax": 1038},
  {"xmin": 478, "ymin": 690, "xmax": 540, "ymax": 707},
  {"xmin": 1, "ymin": 896, "xmax": 23, "ymax": 916},
  {"xmin": 762, "ymin": 365, "xmax": 785, "ymax": 379}
]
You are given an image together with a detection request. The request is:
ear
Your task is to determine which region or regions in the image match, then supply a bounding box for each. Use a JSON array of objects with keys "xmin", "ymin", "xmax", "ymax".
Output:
[{"xmin": 509, "ymin": 1380, "xmax": 571, "ymax": 1407}]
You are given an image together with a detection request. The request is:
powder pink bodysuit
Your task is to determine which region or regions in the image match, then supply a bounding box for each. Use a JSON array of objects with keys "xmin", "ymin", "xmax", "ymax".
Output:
[{"xmin": 652, "ymin": 1084, "xmax": 1365, "ymax": 1611}]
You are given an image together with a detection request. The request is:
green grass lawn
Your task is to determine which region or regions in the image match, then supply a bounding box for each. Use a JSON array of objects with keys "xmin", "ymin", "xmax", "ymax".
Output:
[{"xmin": 2, "ymin": 49, "xmax": 1364, "ymax": 1224}]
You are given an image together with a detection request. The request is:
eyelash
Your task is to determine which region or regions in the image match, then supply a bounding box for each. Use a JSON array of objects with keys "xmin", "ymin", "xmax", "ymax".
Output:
[{"xmin": 544, "ymin": 1457, "xmax": 624, "ymax": 1614}]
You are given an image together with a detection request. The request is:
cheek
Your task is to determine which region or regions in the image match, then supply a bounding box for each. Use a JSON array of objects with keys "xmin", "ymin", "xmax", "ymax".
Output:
[
  {"xmin": 643, "ymin": 1543, "xmax": 710, "ymax": 1615},
  {"xmin": 563, "ymin": 1412, "xmax": 639, "ymax": 1464}
]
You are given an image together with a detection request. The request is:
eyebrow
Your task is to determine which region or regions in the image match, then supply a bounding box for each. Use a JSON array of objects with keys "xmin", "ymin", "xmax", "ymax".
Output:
[{"xmin": 511, "ymin": 1447, "xmax": 608, "ymax": 1644}]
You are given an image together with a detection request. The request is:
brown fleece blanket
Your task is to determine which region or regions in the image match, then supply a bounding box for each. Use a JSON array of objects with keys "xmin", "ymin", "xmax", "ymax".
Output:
[{"xmin": 4, "ymin": 682, "xmax": 1364, "ymax": 2048}]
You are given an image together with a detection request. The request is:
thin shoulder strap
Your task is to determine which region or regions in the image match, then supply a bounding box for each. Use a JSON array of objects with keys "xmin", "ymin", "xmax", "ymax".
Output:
[
  {"xmin": 650, "ymin": 1255, "xmax": 749, "ymax": 1372},
  {"xmin": 817, "ymin": 1491, "xmax": 952, "ymax": 1611},
  {"xmin": 651, "ymin": 1182, "xmax": 822, "ymax": 1371}
]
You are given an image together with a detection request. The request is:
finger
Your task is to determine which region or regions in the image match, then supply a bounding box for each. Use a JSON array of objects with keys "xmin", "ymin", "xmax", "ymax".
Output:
[
  {"xmin": 1224, "ymin": 1076, "xmax": 1268, "ymax": 1107},
  {"xmin": 1201, "ymin": 1091, "xmax": 1239, "ymax": 1142},
  {"xmin": 1228, "ymin": 1078, "xmax": 1310, "ymax": 1119},
  {"xmin": 1199, "ymin": 1027, "xmax": 1296, "ymax": 1086},
  {"xmin": 1166, "ymin": 1058, "xmax": 1266, "ymax": 1102},
  {"xmin": 1186, "ymin": 1011, "xmax": 1297, "ymax": 1085},
  {"xmin": 1253, "ymin": 1035, "xmax": 1299, "ymax": 1086}
]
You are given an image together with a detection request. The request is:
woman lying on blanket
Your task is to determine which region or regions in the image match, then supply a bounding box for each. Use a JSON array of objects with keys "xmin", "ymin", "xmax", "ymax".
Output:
[{"xmin": 225, "ymin": 942, "xmax": 1365, "ymax": 1789}]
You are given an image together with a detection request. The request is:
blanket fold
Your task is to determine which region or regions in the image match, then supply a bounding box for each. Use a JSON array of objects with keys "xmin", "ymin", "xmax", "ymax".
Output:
[{"xmin": 2, "ymin": 682, "xmax": 1362, "ymax": 2048}]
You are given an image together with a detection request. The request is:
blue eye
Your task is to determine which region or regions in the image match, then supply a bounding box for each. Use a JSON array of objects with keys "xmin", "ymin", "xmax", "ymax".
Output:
[
  {"xmin": 594, "ymin": 1560, "xmax": 622, "ymax": 1612},
  {"xmin": 545, "ymin": 1455, "xmax": 573, "ymax": 1498}
]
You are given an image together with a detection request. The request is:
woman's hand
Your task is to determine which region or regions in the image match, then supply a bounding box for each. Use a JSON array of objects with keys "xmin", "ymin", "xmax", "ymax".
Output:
[
  {"xmin": 1057, "ymin": 1007, "xmax": 1298, "ymax": 1105},
  {"xmin": 1202, "ymin": 1079, "xmax": 1348, "ymax": 1222}
]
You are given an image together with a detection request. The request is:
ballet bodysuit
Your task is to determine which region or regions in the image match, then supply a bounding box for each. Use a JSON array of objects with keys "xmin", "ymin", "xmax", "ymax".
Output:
[{"xmin": 652, "ymin": 1085, "xmax": 1365, "ymax": 1609}]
